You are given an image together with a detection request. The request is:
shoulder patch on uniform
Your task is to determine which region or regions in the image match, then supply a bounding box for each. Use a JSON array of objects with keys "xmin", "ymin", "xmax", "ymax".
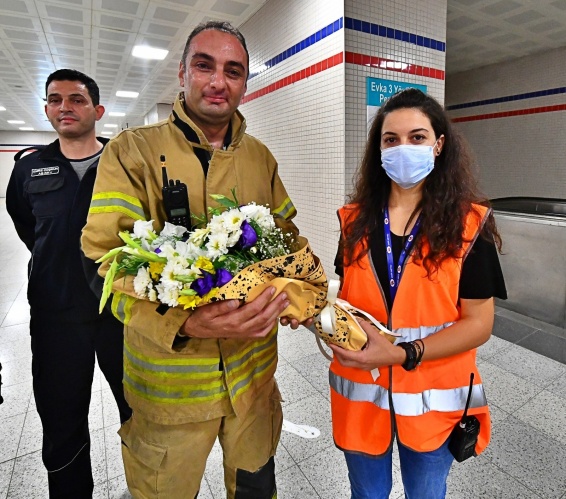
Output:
[{"xmin": 31, "ymin": 166, "xmax": 60, "ymax": 177}]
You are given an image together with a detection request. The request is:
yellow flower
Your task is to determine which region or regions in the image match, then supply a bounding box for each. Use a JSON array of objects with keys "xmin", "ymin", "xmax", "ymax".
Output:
[
  {"xmin": 148, "ymin": 262, "xmax": 165, "ymax": 280},
  {"xmin": 194, "ymin": 256, "xmax": 215, "ymax": 273},
  {"xmin": 178, "ymin": 294, "xmax": 202, "ymax": 309},
  {"xmin": 201, "ymin": 288, "xmax": 219, "ymax": 304}
]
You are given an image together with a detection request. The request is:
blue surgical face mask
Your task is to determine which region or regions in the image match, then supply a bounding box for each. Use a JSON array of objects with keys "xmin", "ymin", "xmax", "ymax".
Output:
[{"xmin": 381, "ymin": 144, "xmax": 436, "ymax": 189}]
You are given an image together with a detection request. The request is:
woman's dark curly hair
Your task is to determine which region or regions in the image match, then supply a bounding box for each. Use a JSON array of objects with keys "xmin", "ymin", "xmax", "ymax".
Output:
[{"xmin": 343, "ymin": 88, "xmax": 502, "ymax": 276}]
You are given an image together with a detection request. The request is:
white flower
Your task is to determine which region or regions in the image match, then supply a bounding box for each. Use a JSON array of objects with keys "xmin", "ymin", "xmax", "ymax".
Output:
[
  {"xmin": 156, "ymin": 282, "xmax": 179, "ymax": 307},
  {"xmin": 161, "ymin": 222, "xmax": 187, "ymax": 238},
  {"xmin": 133, "ymin": 220, "xmax": 156, "ymax": 241},
  {"xmin": 148, "ymin": 288, "xmax": 157, "ymax": 302},
  {"xmin": 188, "ymin": 227, "xmax": 210, "ymax": 246},
  {"xmin": 216, "ymin": 208, "xmax": 245, "ymax": 233},
  {"xmin": 240, "ymin": 203, "xmax": 275, "ymax": 231},
  {"xmin": 205, "ymin": 232, "xmax": 229, "ymax": 259},
  {"xmin": 155, "ymin": 242, "xmax": 178, "ymax": 260},
  {"xmin": 133, "ymin": 266, "xmax": 152, "ymax": 298}
]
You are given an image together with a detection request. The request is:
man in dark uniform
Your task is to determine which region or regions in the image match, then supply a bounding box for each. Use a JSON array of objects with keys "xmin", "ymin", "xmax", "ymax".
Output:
[{"xmin": 6, "ymin": 69, "xmax": 131, "ymax": 498}]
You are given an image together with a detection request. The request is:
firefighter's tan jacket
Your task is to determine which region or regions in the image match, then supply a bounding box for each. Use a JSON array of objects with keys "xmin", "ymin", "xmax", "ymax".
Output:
[{"xmin": 82, "ymin": 92, "xmax": 297, "ymax": 425}]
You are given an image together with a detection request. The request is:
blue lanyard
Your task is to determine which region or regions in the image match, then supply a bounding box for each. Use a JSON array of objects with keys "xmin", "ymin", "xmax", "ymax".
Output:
[{"xmin": 383, "ymin": 205, "xmax": 422, "ymax": 303}]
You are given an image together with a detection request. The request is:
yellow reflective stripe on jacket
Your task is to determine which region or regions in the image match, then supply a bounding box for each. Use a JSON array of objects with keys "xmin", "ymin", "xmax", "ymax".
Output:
[
  {"xmin": 273, "ymin": 197, "xmax": 296, "ymax": 220},
  {"xmin": 111, "ymin": 292, "xmax": 135, "ymax": 325},
  {"xmin": 224, "ymin": 331, "xmax": 278, "ymax": 400},
  {"xmin": 124, "ymin": 342, "xmax": 221, "ymax": 379},
  {"xmin": 329, "ymin": 371, "xmax": 488, "ymax": 416},
  {"xmin": 89, "ymin": 191, "xmax": 146, "ymax": 220},
  {"xmin": 123, "ymin": 371, "xmax": 228, "ymax": 405}
]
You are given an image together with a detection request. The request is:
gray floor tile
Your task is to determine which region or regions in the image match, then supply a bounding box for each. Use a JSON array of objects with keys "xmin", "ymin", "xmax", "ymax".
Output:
[
  {"xmin": 0, "ymin": 460, "xmax": 14, "ymax": 499},
  {"xmin": 105, "ymin": 424, "xmax": 125, "ymax": 480},
  {"xmin": 277, "ymin": 325, "xmax": 321, "ymax": 363},
  {"xmin": 107, "ymin": 474, "xmax": 132, "ymax": 499},
  {"xmin": 297, "ymin": 445, "xmax": 350, "ymax": 499},
  {"xmin": 0, "ymin": 337, "xmax": 31, "ymax": 365},
  {"xmin": 276, "ymin": 362, "xmax": 320, "ymax": 407},
  {"xmin": 274, "ymin": 441, "xmax": 296, "ymax": 475},
  {"xmin": 517, "ymin": 330, "xmax": 566, "ymax": 364},
  {"xmin": 278, "ymin": 393, "xmax": 334, "ymax": 463},
  {"xmin": 546, "ymin": 372, "xmax": 566, "ymax": 400},
  {"xmin": 0, "ymin": 414, "xmax": 25, "ymax": 463},
  {"xmin": 275, "ymin": 464, "xmax": 319, "ymax": 498},
  {"xmin": 89, "ymin": 391, "xmax": 105, "ymax": 432},
  {"xmin": 93, "ymin": 480, "xmax": 109, "ymax": 499},
  {"xmin": 203, "ymin": 440, "xmax": 224, "ymax": 499},
  {"xmin": 16, "ymin": 410, "xmax": 42, "ymax": 457},
  {"xmin": 1, "ymin": 301, "xmax": 30, "ymax": 328},
  {"xmin": 0, "ymin": 324, "xmax": 29, "ymax": 346},
  {"xmin": 91, "ymin": 429, "xmax": 108, "ymax": 486},
  {"xmin": 492, "ymin": 315, "xmax": 538, "ymax": 343},
  {"xmin": 293, "ymin": 352, "xmax": 332, "ymax": 398},
  {"xmin": 514, "ymin": 389, "xmax": 566, "ymax": 445},
  {"xmin": 483, "ymin": 416, "xmax": 566, "ymax": 498},
  {"xmin": 477, "ymin": 334, "xmax": 513, "ymax": 360},
  {"xmin": 0, "ymin": 357, "xmax": 32, "ymax": 388},
  {"xmin": 101, "ymin": 389, "xmax": 122, "ymax": 428},
  {"xmin": 7, "ymin": 451, "xmax": 48, "ymax": 499},
  {"xmin": 447, "ymin": 454, "xmax": 540, "ymax": 498},
  {"xmin": 489, "ymin": 402, "xmax": 511, "ymax": 429},
  {"xmin": 487, "ymin": 344, "xmax": 565, "ymax": 388},
  {"xmin": 479, "ymin": 362, "xmax": 542, "ymax": 413}
]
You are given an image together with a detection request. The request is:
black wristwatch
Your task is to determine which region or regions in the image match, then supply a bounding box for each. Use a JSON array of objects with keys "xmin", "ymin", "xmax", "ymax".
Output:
[{"xmin": 398, "ymin": 342, "xmax": 418, "ymax": 371}]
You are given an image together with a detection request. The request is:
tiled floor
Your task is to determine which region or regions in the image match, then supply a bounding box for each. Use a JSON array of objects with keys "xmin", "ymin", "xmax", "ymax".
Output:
[{"xmin": 1, "ymin": 197, "xmax": 566, "ymax": 499}]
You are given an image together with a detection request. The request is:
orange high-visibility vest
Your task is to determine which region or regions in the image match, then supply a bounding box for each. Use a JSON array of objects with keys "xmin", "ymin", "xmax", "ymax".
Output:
[{"xmin": 331, "ymin": 203, "xmax": 491, "ymax": 456}]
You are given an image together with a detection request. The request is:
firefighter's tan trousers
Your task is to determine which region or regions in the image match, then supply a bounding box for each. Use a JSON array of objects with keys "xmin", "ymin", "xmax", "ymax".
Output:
[{"xmin": 118, "ymin": 379, "xmax": 283, "ymax": 498}]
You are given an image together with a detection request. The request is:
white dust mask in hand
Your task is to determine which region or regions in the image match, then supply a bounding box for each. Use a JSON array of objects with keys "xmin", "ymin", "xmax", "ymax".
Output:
[{"xmin": 381, "ymin": 144, "xmax": 436, "ymax": 189}]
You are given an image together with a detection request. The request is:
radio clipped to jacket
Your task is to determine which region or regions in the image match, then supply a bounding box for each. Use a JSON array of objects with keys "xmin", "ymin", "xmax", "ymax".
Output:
[
  {"xmin": 448, "ymin": 372, "xmax": 480, "ymax": 462},
  {"xmin": 160, "ymin": 155, "xmax": 192, "ymax": 230}
]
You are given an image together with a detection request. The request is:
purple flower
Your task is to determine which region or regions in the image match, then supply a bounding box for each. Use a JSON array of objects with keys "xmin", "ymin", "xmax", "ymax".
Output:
[
  {"xmin": 191, "ymin": 271, "xmax": 214, "ymax": 297},
  {"xmin": 238, "ymin": 220, "xmax": 257, "ymax": 250},
  {"xmin": 215, "ymin": 268, "xmax": 233, "ymax": 287}
]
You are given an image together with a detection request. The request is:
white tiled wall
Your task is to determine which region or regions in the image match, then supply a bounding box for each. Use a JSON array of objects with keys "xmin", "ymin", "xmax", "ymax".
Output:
[
  {"xmin": 240, "ymin": 0, "xmax": 447, "ymax": 275},
  {"xmin": 446, "ymin": 46, "xmax": 566, "ymax": 199},
  {"xmin": 344, "ymin": 0, "xmax": 447, "ymax": 194},
  {"xmin": 240, "ymin": 0, "xmax": 345, "ymax": 276}
]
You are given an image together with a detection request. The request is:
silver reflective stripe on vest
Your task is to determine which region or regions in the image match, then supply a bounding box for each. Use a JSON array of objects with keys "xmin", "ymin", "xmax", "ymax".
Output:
[
  {"xmin": 329, "ymin": 371, "xmax": 487, "ymax": 416},
  {"xmin": 393, "ymin": 322, "xmax": 455, "ymax": 344}
]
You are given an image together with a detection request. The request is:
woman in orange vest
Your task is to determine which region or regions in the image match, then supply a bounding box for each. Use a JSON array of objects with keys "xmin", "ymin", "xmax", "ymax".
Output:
[{"xmin": 330, "ymin": 89, "xmax": 507, "ymax": 498}]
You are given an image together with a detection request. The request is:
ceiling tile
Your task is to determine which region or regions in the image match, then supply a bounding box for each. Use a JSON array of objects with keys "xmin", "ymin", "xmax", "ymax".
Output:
[
  {"xmin": 0, "ymin": 15, "xmax": 34, "ymax": 29},
  {"xmin": 154, "ymin": 6, "xmax": 189, "ymax": 23},
  {"xmin": 527, "ymin": 19, "xmax": 562, "ymax": 33},
  {"xmin": 100, "ymin": 0, "xmax": 141, "ymax": 15},
  {"xmin": 145, "ymin": 23, "xmax": 179, "ymax": 37},
  {"xmin": 48, "ymin": 21, "xmax": 84, "ymax": 36},
  {"xmin": 99, "ymin": 14, "xmax": 135, "ymax": 31},
  {"xmin": 44, "ymin": 4, "xmax": 85, "ymax": 22},
  {"xmin": 0, "ymin": 0, "xmax": 30, "ymax": 13},
  {"xmin": 505, "ymin": 10, "xmax": 545, "ymax": 25},
  {"xmin": 211, "ymin": 0, "xmax": 248, "ymax": 17},
  {"xmin": 3, "ymin": 29, "xmax": 40, "ymax": 41},
  {"xmin": 481, "ymin": 0, "xmax": 522, "ymax": 16}
]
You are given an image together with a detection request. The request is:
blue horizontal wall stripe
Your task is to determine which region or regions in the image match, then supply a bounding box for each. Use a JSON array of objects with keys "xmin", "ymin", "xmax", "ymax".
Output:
[
  {"xmin": 345, "ymin": 17, "xmax": 445, "ymax": 52},
  {"xmin": 249, "ymin": 17, "xmax": 343, "ymax": 80},
  {"xmin": 446, "ymin": 86, "xmax": 566, "ymax": 110}
]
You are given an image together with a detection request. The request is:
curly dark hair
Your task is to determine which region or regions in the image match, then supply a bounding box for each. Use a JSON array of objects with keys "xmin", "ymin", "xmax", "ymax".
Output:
[{"xmin": 343, "ymin": 88, "xmax": 502, "ymax": 276}]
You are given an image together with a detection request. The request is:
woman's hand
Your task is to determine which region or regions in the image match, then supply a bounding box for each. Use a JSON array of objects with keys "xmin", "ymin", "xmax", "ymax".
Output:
[{"xmin": 329, "ymin": 319, "xmax": 405, "ymax": 370}]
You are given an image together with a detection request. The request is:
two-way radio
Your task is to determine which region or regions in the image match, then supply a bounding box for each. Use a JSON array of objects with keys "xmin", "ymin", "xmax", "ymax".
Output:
[
  {"xmin": 160, "ymin": 155, "xmax": 192, "ymax": 230},
  {"xmin": 448, "ymin": 372, "xmax": 481, "ymax": 462}
]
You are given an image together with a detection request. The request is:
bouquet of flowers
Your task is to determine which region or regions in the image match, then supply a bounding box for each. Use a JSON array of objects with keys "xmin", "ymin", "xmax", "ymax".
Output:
[{"xmin": 97, "ymin": 191, "xmax": 327, "ymax": 321}]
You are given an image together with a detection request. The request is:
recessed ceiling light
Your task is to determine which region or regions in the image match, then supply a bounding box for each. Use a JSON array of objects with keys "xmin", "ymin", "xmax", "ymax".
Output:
[
  {"xmin": 104, "ymin": 124, "xmax": 118, "ymax": 128},
  {"xmin": 0, "ymin": 106, "xmax": 6, "ymax": 111},
  {"xmin": 132, "ymin": 45, "xmax": 169, "ymax": 60},
  {"xmin": 116, "ymin": 91, "xmax": 139, "ymax": 98},
  {"xmin": 109, "ymin": 112, "xmax": 126, "ymax": 117},
  {"xmin": 8, "ymin": 120, "xmax": 25, "ymax": 124},
  {"xmin": 19, "ymin": 127, "xmax": 34, "ymax": 131},
  {"xmin": 101, "ymin": 131, "xmax": 113, "ymax": 135}
]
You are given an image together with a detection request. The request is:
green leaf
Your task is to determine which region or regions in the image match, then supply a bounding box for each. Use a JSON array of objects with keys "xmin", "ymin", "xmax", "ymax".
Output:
[
  {"xmin": 118, "ymin": 231, "xmax": 142, "ymax": 249},
  {"xmin": 99, "ymin": 257, "xmax": 119, "ymax": 313},
  {"xmin": 95, "ymin": 246, "xmax": 125, "ymax": 264},
  {"xmin": 210, "ymin": 193, "xmax": 238, "ymax": 209},
  {"xmin": 179, "ymin": 289, "xmax": 198, "ymax": 296}
]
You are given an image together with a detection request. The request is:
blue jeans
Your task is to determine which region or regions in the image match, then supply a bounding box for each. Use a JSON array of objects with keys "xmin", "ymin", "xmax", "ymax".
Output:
[{"xmin": 344, "ymin": 438, "xmax": 454, "ymax": 499}]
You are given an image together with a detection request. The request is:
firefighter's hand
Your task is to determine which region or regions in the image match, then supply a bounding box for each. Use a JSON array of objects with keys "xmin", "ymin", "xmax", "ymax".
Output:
[
  {"xmin": 328, "ymin": 319, "xmax": 405, "ymax": 370},
  {"xmin": 279, "ymin": 316, "xmax": 314, "ymax": 330},
  {"xmin": 180, "ymin": 287, "xmax": 289, "ymax": 339}
]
